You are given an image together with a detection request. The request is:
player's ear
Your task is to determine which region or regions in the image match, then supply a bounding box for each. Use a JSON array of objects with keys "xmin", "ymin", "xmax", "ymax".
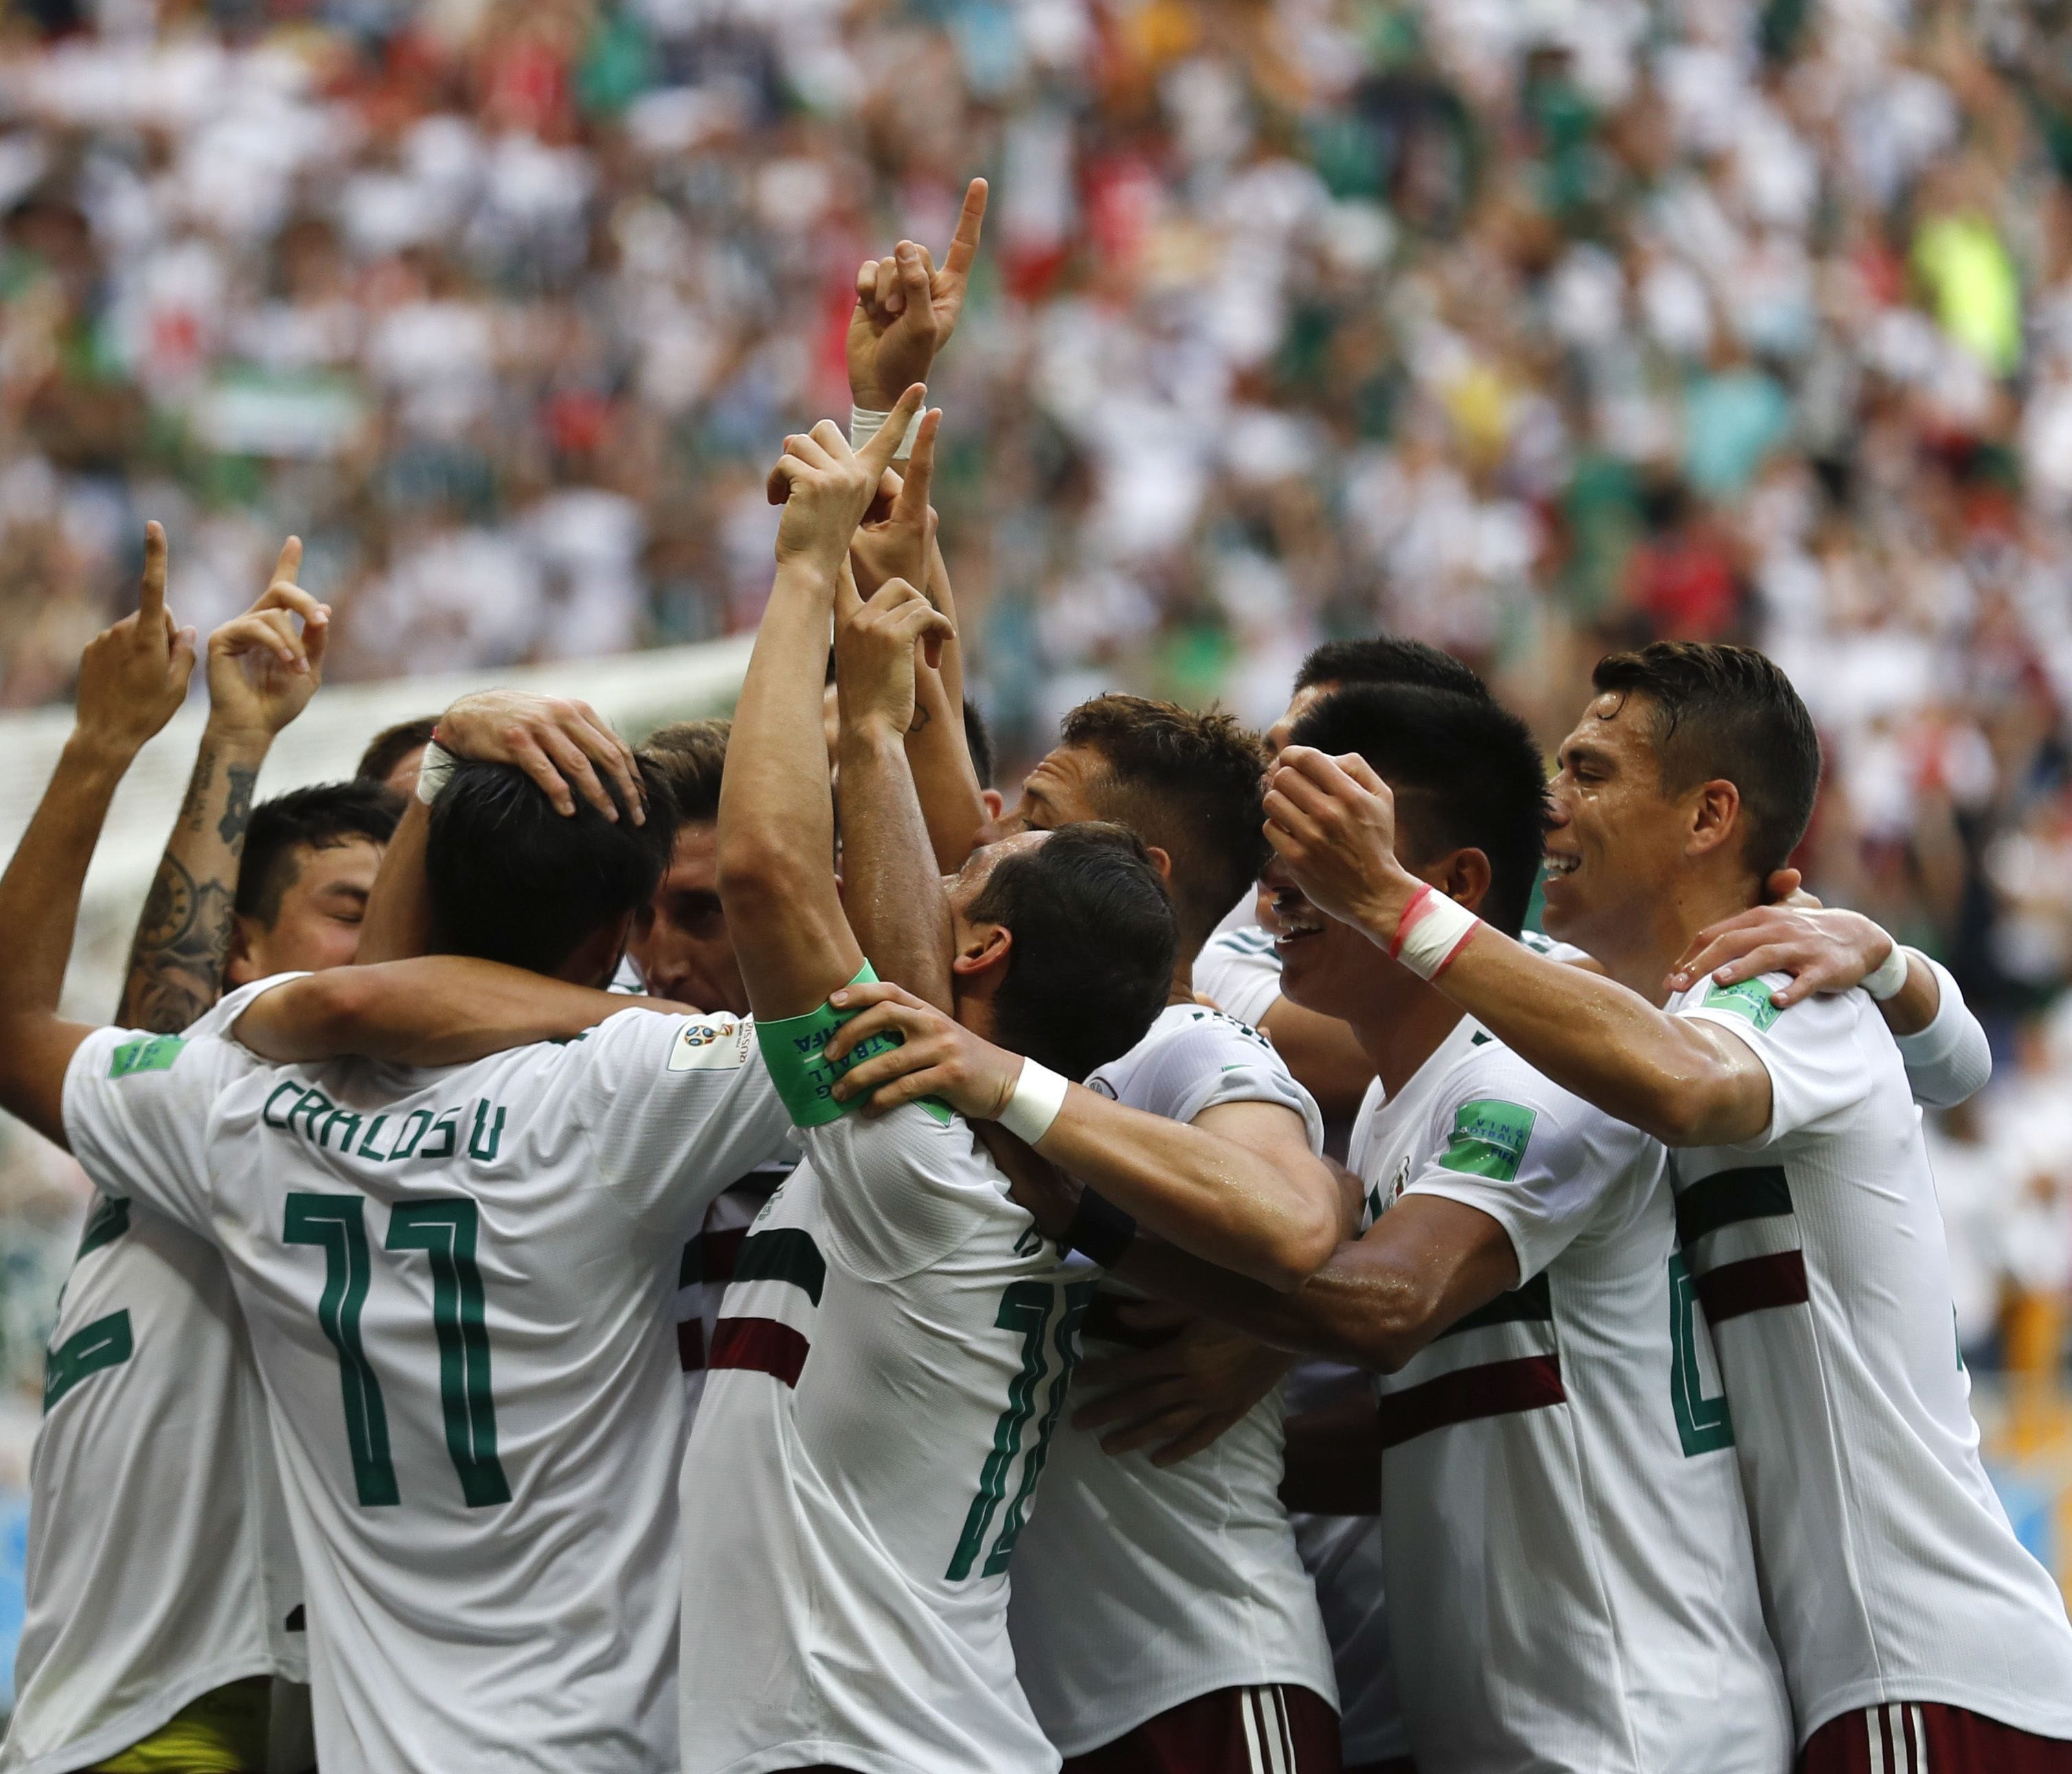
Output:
[
  {"xmin": 1436, "ymin": 846, "xmax": 1492, "ymax": 917},
  {"xmin": 223, "ymin": 914, "xmax": 260, "ymax": 988},
  {"xmin": 980, "ymin": 788, "xmax": 1004, "ymax": 822},
  {"xmin": 949, "ymin": 921, "xmax": 1011, "ymax": 980},
  {"xmin": 1686, "ymin": 779, "xmax": 1741, "ymax": 862},
  {"xmin": 1142, "ymin": 844, "xmax": 1173, "ymax": 890}
]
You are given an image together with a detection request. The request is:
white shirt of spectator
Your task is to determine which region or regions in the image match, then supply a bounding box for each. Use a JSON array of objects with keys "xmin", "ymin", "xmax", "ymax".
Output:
[{"xmin": 60, "ymin": 991, "xmax": 793, "ymax": 1774}]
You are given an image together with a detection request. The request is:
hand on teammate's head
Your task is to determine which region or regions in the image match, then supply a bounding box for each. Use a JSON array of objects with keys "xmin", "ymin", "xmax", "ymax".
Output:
[
  {"xmin": 437, "ymin": 689, "xmax": 645, "ymax": 824},
  {"xmin": 1261, "ymin": 746, "xmax": 1412, "ymax": 934},
  {"xmin": 74, "ymin": 521, "xmax": 196, "ymax": 756},
  {"xmin": 847, "ymin": 178, "xmax": 987, "ymax": 410},
  {"xmin": 766, "ymin": 384, "xmax": 928, "ymax": 574},
  {"xmin": 205, "ymin": 536, "xmax": 331, "ymax": 740}
]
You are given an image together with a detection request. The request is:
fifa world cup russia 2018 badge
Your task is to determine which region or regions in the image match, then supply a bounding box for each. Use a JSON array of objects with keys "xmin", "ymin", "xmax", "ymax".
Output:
[{"xmin": 667, "ymin": 1019, "xmax": 755, "ymax": 1073}]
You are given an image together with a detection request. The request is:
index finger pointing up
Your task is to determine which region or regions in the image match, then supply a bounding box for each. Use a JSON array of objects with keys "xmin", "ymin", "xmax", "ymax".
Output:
[
  {"xmin": 137, "ymin": 521, "xmax": 168, "ymax": 623},
  {"xmin": 943, "ymin": 178, "xmax": 988, "ymax": 282},
  {"xmin": 271, "ymin": 535, "xmax": 302, "ymax": 586}
]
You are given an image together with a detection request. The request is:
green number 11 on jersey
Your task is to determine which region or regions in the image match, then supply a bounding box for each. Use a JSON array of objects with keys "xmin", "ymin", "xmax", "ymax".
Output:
[{"xmin": 286, "ymin": 1193, "xmax": 511, "ymax": 1508}]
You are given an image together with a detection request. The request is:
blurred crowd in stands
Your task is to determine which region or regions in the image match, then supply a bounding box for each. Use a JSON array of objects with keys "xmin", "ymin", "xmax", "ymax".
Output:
[{"xmin": 0, "ymin": 0, "xmax": 2070, "ymax": 1401}]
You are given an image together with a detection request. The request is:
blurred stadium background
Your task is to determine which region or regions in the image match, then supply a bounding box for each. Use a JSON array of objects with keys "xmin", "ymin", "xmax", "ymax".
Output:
[{"xmin": 2, "ymin": 0, "xmax": 2072, "ymax": 1711}]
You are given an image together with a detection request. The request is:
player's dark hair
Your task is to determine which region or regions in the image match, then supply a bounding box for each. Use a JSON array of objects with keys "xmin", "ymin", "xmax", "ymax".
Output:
[
  {"xmin": 1294, "ymin": 636, "xmax": 1488, "ymax": 700},
  {"xmin": 1291, "ymin": 686, "xmax": 1548, "ymax": 937},
  {"xmin": 1058, "ymin": 694, "xmax": 1270, "ymax": 958},
  {"xmin": 967, "ymin": 822, "xmax": 1174, "ymax": 1081},
  {"xmin": 641, "ymin": 719, "xmax": 729, "ymax": 825},
  {"xmin": 1590, "ymin": 642, "xmax": 1821, "ymax": 879},
  {"xmin": 963, "ymin": 698, "xmax": 996, "ymax": 790},
  {"xmin": 426, "ymin": 759, "xmax": 680, "ymax": 976},
  {"xmin": 355, "ymin": 715, "xmax": 441, "ymax": 787},
  {"xmin": 237, "ymin": 781, "xmax": 405, "ymax": 928}
]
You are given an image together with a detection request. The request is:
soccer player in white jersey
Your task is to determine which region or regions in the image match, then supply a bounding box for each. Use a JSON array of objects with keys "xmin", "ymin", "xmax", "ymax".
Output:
[
  {"xmin": 1263, "ymin": 639, "xmax": 2072, "ymax": 1771},
  {"xmin": 0, "ymin": 532, "xmax": 372, "ymax": 1774},
  {"xmin": 678, "ymin": 393, "xmax": 1180, "ymax": 1774},
  {"xmin": 962, "ymin": 694, "xmax": 1344, "ymax": 1771},
  {"xmin": 1066, "ymin": 680, "xmax": 1794, "ymax": 1773},
  {"xmin": 0, "ymin": 590, "xmax": 810, "ymax": 1766}
]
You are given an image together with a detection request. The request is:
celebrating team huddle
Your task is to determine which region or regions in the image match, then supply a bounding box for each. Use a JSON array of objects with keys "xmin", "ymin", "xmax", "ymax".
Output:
[{"xmin": 0, "ymin": 183, "xmax": 2068, "ymax": 1774}]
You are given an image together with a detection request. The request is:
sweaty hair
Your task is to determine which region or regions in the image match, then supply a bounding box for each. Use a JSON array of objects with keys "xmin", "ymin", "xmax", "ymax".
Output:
[
  {"xmin": 1057, "ymin": 695, "xmax": 1270, "ymax": 957},
  {"xmin": 356, "ymin": 715, "xmax": 441, "ymax": 787},
  {"xmin": 641, "ymin": 719, "xmax": 729, "ymax": 825},
  {"xmin": 237, "ymin": 782, "xmax": 405, "ymax": 928},
  {"xmin": 1293, "ymin": 636, "xmax": 1488, "ymax": 700},
  {"xmin": 963, "ymin": 698, "xmax": 996, "ymax": 791},
  {"xmin": 1590, "ymin": 642, "xmax": 1821, "ymax": 879},
  {"xmin": 967, "ymin": 822, "xmax": 1175, "ymax": 1081},
  {"xmin": 1290, "ymin": 685, "xmax": 1548, "ymax": 937},
  {"xmin": 426, "ymin": 759, "xmax": 680, "ymax": 976}
]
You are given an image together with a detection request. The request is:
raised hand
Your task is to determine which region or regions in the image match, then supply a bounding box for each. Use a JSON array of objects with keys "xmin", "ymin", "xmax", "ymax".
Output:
[
  {"xmin": 835, "ymin": 571, "xmax": 955, "ymax": 741},
  {"xmin": 74, "ymin": 522, "xmax": 196, "ymax": 757},
  {"xmin": 767, "ymin": 384, "xmax": 928, "ymax": 573},
  {"xmin": 849, "ymin": 408, "xmax": 941, "ymax": 600},
  {"xmin": 437, "ymin": 689, "xmax": 645, "ymax": 822},
  {"xmin": 1262, "ymin": 746, "xmax": 1420, "ymax": 938},
  {"xmin": 847, "ymin": 179, "xmax": 987, "ymax": 411},
  {"xmin": 205, "ymin": 537, "xmax": 330, "ymax": 739}
]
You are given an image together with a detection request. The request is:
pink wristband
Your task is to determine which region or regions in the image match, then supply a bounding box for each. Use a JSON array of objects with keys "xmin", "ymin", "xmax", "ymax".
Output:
[{"xmin": 1388, "ymin": 884, "xmax": 1482, "ymax": 980}]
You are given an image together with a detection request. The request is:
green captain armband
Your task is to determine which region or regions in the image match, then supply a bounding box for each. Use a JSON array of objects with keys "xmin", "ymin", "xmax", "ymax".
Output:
[{"xmin": 753, "ymin": 963, "xmax": 949, "ymax": 1128}]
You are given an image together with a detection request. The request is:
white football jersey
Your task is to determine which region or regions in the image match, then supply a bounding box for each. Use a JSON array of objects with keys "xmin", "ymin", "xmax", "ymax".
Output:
[
  {"xmin": 1669, "ymin": 974, "xmax": 2072, "ymax": 1741},
  {"xmin": 3, "ymin": 982, "xmax": 303, "ymax": 1774},
  {"xmin": 674, "ymin": 1158, "xmax": 795, "ymax": 1426},
  {"xmin": 1359, "ymin": 1017, "xmax": 1791, "ymax": 1774},
  {"xmin": 1008, "ymin": 1004, "xmax": 1337, "ymax": 1752},
  {"xmin": 1282, "ymin": 1360, "xmax": 1406, "ymax": 1766},
  {"xmin": 61, "ymin": 998, "xmax": 792, "ymax": 1773},
  {"xmin": 678, "ymin": 1106, "xmax": 1081, "ymax": 1774},
  {"xmin": 1191, "ymin": 925, "xmax": 1284, "ymax": 1029}
]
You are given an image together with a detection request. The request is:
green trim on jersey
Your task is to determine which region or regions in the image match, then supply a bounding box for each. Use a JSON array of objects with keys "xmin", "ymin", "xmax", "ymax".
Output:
[
  {"xmin": 44, "ymin": 1309, "xmax": 133, "ymax": 1412},
  {"xmin": 110, "ymin": 1035, "xmax": 186, "ymax": 1078},
  {"xmin": 1700, "ymin": 977, "xmax": 1782, "ymax": 1032},
  {"xmin": 1437, "ymin": 1099, "xmax": 1537, "ymax": 1184},
  {"xmin": 76, "ymin": 1194, "xmax": 131, "ymax": 1260},
  {"xmin": 754, "ymin": 963, "xmax": 951, "ymax": 1128}
]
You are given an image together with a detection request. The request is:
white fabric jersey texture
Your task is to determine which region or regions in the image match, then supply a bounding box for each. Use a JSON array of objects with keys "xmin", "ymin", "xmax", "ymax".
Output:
[
  {"xmin": 678, "ymin": 1106, "xmax": 1081, "ymax": 1774},
  {"xmin": 1192, "ymin": 925, "xmax": 1283, "ymax": 1030},
  {"xmin": 675, "ymin": 1160, "xmax": 793, "ymax": 1425},
  {"xmin": 1008, "ymin": 1005, "xmax": 1337, "ymax": 1752},
  {"xmin": 60, "ymin": 996, "xmax": 793, "ymax": 1774},
  {"xmin": 3, "ymin": 982, "xmax": 306, "ymax": 1774},
  {"xmin": 1670, "ymin": 973, "xmax": 2072, "ymax": 1742},
  {"xmin": 1358, "ymin": 1017, "xmax": 1791, "ymax": 1774}
]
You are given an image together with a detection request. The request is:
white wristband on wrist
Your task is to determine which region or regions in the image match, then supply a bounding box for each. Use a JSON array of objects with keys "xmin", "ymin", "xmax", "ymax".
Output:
[
  {"xmin": 415, "ymin": 739, "xmax": 458, "ymax": 806},
  {"xmin": 996, "ymin": 1058, "xmax": 1069, "ymax": 1146},
  {"xmin": 1389, "ymin": 884, "xmax": 1482, "ymax": 981},
  {"xmin": 849, "ymin": 404, "xmax": 926, "ymax": 461},
  {"xmin": 1861, "ymin": 943, "xmax": 1911, "ymax": 1002}
]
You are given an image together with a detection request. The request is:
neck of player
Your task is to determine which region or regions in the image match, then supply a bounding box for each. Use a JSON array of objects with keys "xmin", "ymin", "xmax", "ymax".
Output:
[
  {"xmin": 1572, "ymin": 868, "xmax": 1766, "ymax": 1007},
  {"xmin": 1349, "ymin": 975, "xmax": 1469, "ymax": 1101}
]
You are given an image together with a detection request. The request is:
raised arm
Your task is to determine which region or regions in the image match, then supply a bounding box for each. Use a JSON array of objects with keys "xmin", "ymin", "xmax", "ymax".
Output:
[
  {"xmin": 233, "ymin": 956, "xmax": 671, "ymax": 1067},
  {"xmin": 120, "ymin": 538, "xmax": 328, "ymax": 1031},
  {"xmin": 719, "ymin": 388, "xmax": 927, "ymax": 1020},
  {"xmin": 822, "ymin": 981, "xmax": 1344, "ymax": 1288},
  {"xmin": 0, "ymin": 526, "xmax": 195, "ymax": 1144},
  {"xmin": 1265, "ymin": 748, "xmax": 1773, "ymax": 1147}
]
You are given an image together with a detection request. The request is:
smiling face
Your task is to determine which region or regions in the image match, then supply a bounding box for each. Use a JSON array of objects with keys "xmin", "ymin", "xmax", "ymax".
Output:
[
  {"xmin": 1541, "ymin": 691, "xmax": 1694, "ymax": 961},
  {"xmin": 630, "ymin": 822, "xmax": 748, "ymax": 1016}
]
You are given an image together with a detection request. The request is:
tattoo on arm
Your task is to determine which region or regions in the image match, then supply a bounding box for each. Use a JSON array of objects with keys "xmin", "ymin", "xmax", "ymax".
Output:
[{"xmin": 119, "ymin": 737, "xmax": 264, "ymax": 1035}]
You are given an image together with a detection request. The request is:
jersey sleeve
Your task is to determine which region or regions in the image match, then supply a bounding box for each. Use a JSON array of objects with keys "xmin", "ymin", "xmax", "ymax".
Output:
[
  {"xmin": 1676, "ymin": 974, "xmax": 1872, "ymax": 1148},
  {"xmin": 1192, "ymin": 928, "xmax": 1285, "ymax": 1030},
  {"xmin": 1893, "ymin": 953, "xmax": 1992, "ymax": 1109},
  {"xmin": 62, "ymin": 1026, "xmax": 255, "ymax": 1239},
  {"xmin": 183, "ymin": 970, "xmax": 311, "ymax": 1041},
  {"xmin": 805, "ymin": 1107, "xmax": 1027, "ymax": 1284},
  {"xmin": 567, "ymin": 1009, "xmax": 796, "ymax": 1232},
  {"xmin": 1117, "ymin": 1011, "xmax": 1325, "ymax": 1151},
  {"xmin": 1401, "ymin": 1048, "xmax": 1656, "ymax": 1284}
]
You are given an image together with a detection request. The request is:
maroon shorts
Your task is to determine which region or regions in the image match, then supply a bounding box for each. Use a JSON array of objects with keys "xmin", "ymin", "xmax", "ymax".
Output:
[
  {"xmin": 1061, "ymin": 1685, "xmax": 1341, "ymax": 1774},
  {"xmin": 1799, "ymin": 1703, "xmax": 2072, "ymax": 1773}
]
